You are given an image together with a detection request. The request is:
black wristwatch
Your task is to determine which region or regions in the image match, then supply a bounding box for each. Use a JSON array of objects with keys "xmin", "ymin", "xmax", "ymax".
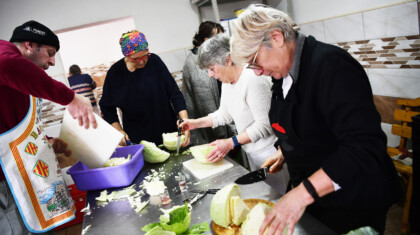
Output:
[
  {"xmin": 232, "ymin": 136, "xmax": 240, "ymax": 148},
  {"xmin": 302, "ymin": 178, "xmax": 320, "ymax": 201}
]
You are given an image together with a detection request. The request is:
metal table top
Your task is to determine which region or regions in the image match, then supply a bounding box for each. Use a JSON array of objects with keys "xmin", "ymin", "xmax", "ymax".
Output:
[{"xmin": 82, "ymin": 153, "xmax": 334, "ymax": 234}]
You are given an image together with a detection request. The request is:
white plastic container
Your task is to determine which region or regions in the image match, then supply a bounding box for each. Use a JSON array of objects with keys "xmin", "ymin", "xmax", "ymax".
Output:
[{"xmin": 59, "ymin": 109, "xmax": 124, "ymax": 168}]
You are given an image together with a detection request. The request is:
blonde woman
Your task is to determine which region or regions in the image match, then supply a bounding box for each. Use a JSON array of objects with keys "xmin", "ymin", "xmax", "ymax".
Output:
[{"xmin": 230, "ymin": 4, "xmax": 401, "ymax": 235}]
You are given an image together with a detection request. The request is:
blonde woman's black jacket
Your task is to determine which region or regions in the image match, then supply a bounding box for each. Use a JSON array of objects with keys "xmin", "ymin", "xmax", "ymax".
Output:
[{"xmin": 269, "ymin": 35, "xmax": 402, "ymax": 233}]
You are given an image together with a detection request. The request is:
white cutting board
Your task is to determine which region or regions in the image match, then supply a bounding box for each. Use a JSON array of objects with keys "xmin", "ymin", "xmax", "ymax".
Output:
[
  {"xmin": 59, "ymin": 109, "xmax": 124, "ymax": 169},
  {"xmin": 182, "ymin": 158, "xmax": 233, "ymax": 180}
]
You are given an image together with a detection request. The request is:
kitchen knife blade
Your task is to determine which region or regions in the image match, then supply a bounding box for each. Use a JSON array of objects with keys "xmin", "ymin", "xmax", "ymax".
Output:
[
  {"xmin": 176, "ymin": 119, "xmax": 183, "ymax": 154},
  {"xmin": 234, "ymin": 165, "xmax": 270, "ymax": 185}
]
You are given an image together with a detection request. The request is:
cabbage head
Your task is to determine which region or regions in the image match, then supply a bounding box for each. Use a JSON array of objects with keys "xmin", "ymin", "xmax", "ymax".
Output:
[
  {"xmin": 190, "ymin": 144, "xmax": 215, "ymax": 163},
  {"xmin": 162, "ymin": 132, "xmax": 185, "ymax": 151},
  {"xmin": 140, "ymin": 140, "xmax": 170, "ymax": 163},
  {"xmin": 210, "ymin": 184, "xmax": 241, "ymax": 227}
]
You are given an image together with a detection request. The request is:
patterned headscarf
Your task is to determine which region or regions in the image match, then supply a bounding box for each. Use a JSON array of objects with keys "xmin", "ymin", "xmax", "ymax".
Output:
[{"xmin": 119, "ymin": 30, "xmax": 149, "ymax": 56}]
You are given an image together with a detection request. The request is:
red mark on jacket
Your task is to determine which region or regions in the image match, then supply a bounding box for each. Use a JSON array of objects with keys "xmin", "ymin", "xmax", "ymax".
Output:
[{"xmin": 271, "ymin": 123, "xmax": 286, "ymax": 134}]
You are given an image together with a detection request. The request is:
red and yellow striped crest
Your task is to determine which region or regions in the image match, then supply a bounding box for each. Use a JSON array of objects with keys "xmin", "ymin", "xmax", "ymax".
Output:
[
  {"xmin": 24, "ymin": 142, "xmax": 38, "ymax": 156},
  {"xmin": 32, "ymin": 160, "xmax": 49, "ymax": 178}
]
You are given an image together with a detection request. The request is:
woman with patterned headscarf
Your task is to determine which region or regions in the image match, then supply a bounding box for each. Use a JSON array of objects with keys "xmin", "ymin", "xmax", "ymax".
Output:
[{"xmin": 100, "ymin": 30, "xmax": 190, "ymax": 146}]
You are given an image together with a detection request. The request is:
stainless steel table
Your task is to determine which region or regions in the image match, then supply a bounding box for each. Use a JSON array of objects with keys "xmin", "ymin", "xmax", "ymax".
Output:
[{"xmin": 82, "ymin": 153, "xmax": 334, "ymax": 234}]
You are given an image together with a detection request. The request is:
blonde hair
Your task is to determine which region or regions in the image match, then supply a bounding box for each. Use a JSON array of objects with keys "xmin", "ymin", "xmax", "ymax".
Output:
[{"xmin": 230, "ymin": 4, "xmax": 299, "ymax": 66}]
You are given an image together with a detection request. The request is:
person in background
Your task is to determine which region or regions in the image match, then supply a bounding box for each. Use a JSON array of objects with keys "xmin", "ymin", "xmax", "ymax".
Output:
[
  {"xmin": 230, "ymin": 4, "xmax": 402, "ymax": 234},
  {"xmin": 68, "ymin": 64, "xmax": 101, "ymax": 115},
  {"xmin": 182, "ymin": 21, "xmax": 229, "ymax": 145},
  {"xmin": 0, "ymin": 20, "xmax": 96, "ymax": 234},
  {"xmin": 180, "ymin": 34, "xmax": 289, "ymax": 194},
  {"xmin": 100, "ymin": 30, "xmax": 190, "ymax": 146}
]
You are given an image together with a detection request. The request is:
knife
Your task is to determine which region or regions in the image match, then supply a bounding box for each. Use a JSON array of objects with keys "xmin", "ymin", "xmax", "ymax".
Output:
[
  {"xmin": 176, "ymin": 119, "xmax": 183, "ymax": 154},
  {"xmin": 234, "ymin": 165, "xmax": 271, "ymax": 185}
]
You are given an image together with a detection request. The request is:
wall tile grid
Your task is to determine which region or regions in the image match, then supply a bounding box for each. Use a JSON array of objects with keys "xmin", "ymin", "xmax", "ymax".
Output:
[
  {"xmin": 299, "ymin": 1, "xmax": 419, "ymax": 147},
  {"xmin": 334, "ymin": 35, "xmax": 420, "ymax": 69}
]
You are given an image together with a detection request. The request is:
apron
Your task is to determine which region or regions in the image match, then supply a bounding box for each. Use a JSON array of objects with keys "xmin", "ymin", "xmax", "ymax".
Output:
[{"xmin": 0, "ymin": 96, "xmax": 75, "ymax": 233}]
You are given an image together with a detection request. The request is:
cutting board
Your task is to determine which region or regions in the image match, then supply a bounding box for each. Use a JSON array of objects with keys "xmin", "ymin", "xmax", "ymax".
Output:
[
  {"xmin": 59, "ymin": 109, "xmax": 124, "ymax": 169},
  {"xmin": 182, "ymin": 158, "xmax": 233, "ymax": 180}
]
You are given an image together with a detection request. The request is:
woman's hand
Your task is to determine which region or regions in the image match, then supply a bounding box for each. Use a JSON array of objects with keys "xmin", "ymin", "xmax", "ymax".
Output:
[
  {"xmin": 49, "ymin": 138, "xmax": 71, "ymax": 156},
  {"xmin": 177, "ymin": 119, "xmax": 191, "ymax": 147},
  {"xmin": 261, "ymin": 148, "xmax": 285, "ymax": 173},
  {"xmin": 111, "ymin": 122, "xmax": 129, "ymax": 146},
  {"xmin": 182, "ymin": 129, "xmax": 191, "ymax": 147},
  {"xmin": 206, "ymin": 138, "xmax": 234, "ymax": 163},
  {"xmin": 260, "ymin": 184, "xmax": 314, "ymax": 235},
  {"xmin": 179, "ymin": 118, "xmax": 199, "ymax": 131},
  {"xmin": 118, "ymin": 129, "xmax": 130, "ymax": 146}
]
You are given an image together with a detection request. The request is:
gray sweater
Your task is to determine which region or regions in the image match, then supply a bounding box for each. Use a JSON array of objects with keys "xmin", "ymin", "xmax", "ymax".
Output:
[{"xmin": 182, "ymin": 50, "xmax": 229, "ymax": 144}]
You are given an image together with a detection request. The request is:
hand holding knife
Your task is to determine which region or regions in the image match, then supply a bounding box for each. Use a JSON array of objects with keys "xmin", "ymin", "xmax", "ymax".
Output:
[{"xmin": 176, "ymin": 119, "xmax": 183, "ymax": 154}]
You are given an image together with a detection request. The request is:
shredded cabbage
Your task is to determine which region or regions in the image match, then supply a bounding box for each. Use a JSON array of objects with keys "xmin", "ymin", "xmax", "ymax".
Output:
[{"xmin": 103, "ymin": 154, "xmax": 131, "ymax": 167}]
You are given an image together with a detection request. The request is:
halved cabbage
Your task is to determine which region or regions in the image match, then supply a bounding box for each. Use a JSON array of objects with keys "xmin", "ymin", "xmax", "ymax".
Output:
[
  {"xmin": 140, "ymin": 140, "xmax": 170, "ymax": 163},
  {"xmin": 230, "ymin": 196, "xmax": 250, "ymax": 226},
  {"xmin": 241, "ymin": 202, "xmax": 277, "ymax": 235},
  {"xmin": 190, "ymin": 144, "xmax": 215, "ymax": 163},
  {"xmin": 162, "ymin": 132, "xmax": 185, "ymax": 151},
  {"xmin": 210, "ymin": 184, "xmax": 241, "ymax": 228}
]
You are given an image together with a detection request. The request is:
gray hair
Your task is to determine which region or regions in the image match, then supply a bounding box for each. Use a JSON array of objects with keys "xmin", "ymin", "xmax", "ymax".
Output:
[
  {"xmin": 230, "ymin": 4, "xmax": 299, "ymax": 66},
  {"xmin": 197, "ymin": 33, "xmax": 231, "ymax": 69}
]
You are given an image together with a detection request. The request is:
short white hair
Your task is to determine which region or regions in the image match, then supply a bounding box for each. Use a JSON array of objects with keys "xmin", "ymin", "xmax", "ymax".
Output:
[
  {"xmin": 197, "ymin": 33, "xmax": 230, "ymax": 69},
  {"xmin": 230, "ymin": 4, "xmax": 299, "ymax": 66}
]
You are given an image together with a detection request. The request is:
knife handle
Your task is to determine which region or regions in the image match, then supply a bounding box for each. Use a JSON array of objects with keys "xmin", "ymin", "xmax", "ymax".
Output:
[
  {"xmin": 264, "ymin": 165, "xmax": 272, "ymax": 174},
  {"xmin": 178, "ymin": 119, "xmax": 183, "ymax": 135}
]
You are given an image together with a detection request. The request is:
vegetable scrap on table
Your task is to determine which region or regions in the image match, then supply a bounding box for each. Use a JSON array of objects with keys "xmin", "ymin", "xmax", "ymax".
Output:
[{"xmin": 142, "ymin": 203, "xmax": 209, "ymax": 235}]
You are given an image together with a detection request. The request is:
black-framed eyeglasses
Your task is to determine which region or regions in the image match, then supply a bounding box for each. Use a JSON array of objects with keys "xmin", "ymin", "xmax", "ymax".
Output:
[
  {"xmin": 128, "ymin": 52, "xmax": 151, "ymax": 63},
  {"xmin": 246, "ymin": 45, "xmax": 263, "ymax": 71}
]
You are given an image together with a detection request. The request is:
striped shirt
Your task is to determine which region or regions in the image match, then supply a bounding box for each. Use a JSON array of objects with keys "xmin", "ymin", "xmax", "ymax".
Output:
[{"xmin": 68, "ymin": 74, "xmax": 97, "ymax": 106}]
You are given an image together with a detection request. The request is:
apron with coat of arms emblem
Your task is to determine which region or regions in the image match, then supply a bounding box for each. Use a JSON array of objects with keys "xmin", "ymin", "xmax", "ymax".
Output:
[{"xmin": 0, "ymin": 96, "xmax": 75, "ymax": 233}]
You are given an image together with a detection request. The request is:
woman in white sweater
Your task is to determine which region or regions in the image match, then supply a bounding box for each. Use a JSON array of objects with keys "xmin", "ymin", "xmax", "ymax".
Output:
[{"xmin": 180, "ymin": 34, "xmax": 289, "ymax": 193}]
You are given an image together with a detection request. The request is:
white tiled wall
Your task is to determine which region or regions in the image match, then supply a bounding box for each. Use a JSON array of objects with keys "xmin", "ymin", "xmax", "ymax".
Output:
[
  {"xmin": 158, "ymin": 49, "xmax": 189, "ymax": 73},
  {"xmin": 363, "ymin": 2, "xmax": 419, "ymax": 39},
  {"xmin": 298, "ymin": 1, "xmax": 420, "ymax": 145},
  {"xmin": 367, "ymin": 69, "xmax": 420, "ymax": 99},
  {"xmin": 323, "ymin": 13, "xmax": 365, "ymax": 44},
  {"xmin": 300, "ymin": 2, "xmax": 419, "ymax": 44},
  {"xmin": 299, "ymin": 21, "xmax": 325, "ymax": 42}
]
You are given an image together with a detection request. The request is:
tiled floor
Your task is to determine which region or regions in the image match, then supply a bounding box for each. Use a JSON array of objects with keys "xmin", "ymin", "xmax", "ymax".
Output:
[{"xmin": 54, "ymin": 202, "xmax": 409, "ymax": 235}]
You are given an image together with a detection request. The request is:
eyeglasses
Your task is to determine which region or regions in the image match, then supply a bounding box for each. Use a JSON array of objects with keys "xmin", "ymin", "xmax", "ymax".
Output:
[
  {"xmin": 128, "ymin": 52, "xmax": 151, "ymax": 63},
  {"xmin": 246, "ymin": 45, "xmax": 263, "ymax": 71}
]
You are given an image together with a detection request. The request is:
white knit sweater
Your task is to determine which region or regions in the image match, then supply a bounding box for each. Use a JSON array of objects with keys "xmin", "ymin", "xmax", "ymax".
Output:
[{"xmin": 209, "ymin": 67, "xmax": 277, "ymax": 154}]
